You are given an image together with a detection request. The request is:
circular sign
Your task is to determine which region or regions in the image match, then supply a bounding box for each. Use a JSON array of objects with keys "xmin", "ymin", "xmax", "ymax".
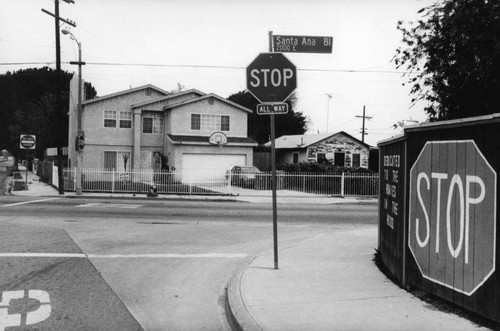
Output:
[
  {"xmin": 409, "ymin": 140, "xmax": 496, "ymax": 295},
  {"xmin": 246, "ymin": 53, "xmax": 297, "ymax": 103},
  {"xmin": 20, "ymin": 134, "xmax": 36, "ymax": 150},
  {"xmin": 208, "ymin": 131, "xmax": 227, "ymax": 146}
]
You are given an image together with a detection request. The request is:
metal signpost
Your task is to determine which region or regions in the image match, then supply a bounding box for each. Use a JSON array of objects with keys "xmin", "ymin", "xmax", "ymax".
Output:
[
  {"xmin": 247, "ymin": 52, "xmax": 297, "ymax": 270},
  {"xmin": 20, "ymin": 134, "xmax": 36, "ymax": 188},
  {"xmin": 246, "ymin": 31, "xmax": 332, "ymax": 269}
]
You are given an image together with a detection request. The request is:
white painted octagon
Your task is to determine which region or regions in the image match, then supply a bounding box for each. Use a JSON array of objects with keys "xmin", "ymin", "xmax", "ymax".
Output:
[
  {"xmin": 181, "ymin": 154, "xmax": 246, "ymax": 183},
  {"xmin": 408, "ymin": 140, "xmax": 496, "ymax": 295}
]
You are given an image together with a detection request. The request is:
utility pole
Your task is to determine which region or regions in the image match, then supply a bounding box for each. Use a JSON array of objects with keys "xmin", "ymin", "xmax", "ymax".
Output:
[
  {"xmin": 326, "ymin": 93, "xmax": 333, "ymax": 132},
  {"xmin": 62, "ymin": 29, "xmax": 85, "ymax": 195},
  {"xmin": 355, "ymin": 105, "xmax": 373, "ymax": 143},
  {"xmin": 42, "ymin": 0, "xmax": 76, "ymax": 194}
]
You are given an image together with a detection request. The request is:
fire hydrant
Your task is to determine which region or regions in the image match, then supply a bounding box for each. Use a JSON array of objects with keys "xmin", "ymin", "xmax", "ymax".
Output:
[{"xmin": 147, "ymin": 185, "xmax": 158, "ymax": 197}]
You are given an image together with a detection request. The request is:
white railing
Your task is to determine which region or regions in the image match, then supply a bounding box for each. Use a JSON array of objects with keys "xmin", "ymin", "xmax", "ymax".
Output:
[{"xmin": 63, "ymin": 168, "xmax": 379, "ymax": 197}]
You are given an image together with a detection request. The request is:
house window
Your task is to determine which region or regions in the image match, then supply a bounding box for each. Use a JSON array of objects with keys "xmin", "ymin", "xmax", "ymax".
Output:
[
  {"xmin": 317, "ymin": 153, "xmax": 327, "ymax": 164},
  {"xmin": 334, "ymin": 152, "xmax": 345, "ymax": 167},
  {"xmin": 119, "ymin": 111, "xmax": 132, "ymax": 128},
  {"xmin": 352, "ymin": 153, "xmax": 361, "ymax": 168},
  {"xmin": 292, "ymin": 152, "xmax": 299, "ymax": 164},
  {"xmin": 221, "ymin": 115, "xmax": 230, "ymax": 131},
  {"xmin": 142, "ymin": 114, "xmax": 163, "ymax": 134},
  {"xmin": 104, "ymin": 151, "xmax": 131, "ymax": 171},
  {"xmin": 191, "ymin": 114, "xmax": 201, "ymax": 130},
  {"xmin": 104, "ymin": 110, "xmax": 117, "ymax": 127},
  {"xmin": 191, "ymin": 114, "xmax": 230, "ymax": 131}
]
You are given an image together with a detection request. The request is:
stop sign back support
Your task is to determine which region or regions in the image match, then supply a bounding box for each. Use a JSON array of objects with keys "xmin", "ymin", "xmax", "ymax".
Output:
[
  {"xmin": 409, "ymin": 140, "xmax": 496, "ymax": 295},
  {"xmin": 246, "ymin": 53, "xmax": 297, "ymax": 103}
]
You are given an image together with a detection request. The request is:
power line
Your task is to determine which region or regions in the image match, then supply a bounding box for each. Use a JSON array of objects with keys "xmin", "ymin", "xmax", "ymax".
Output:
[{"xmin": 0, "ymin": 61, "xmax": 413, "ymax": 74}]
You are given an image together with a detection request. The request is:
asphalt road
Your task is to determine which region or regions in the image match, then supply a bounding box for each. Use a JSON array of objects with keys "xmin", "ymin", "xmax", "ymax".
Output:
[{"xmin": 0, "ymin": 196, "xmax": 377, "ymax": 330}]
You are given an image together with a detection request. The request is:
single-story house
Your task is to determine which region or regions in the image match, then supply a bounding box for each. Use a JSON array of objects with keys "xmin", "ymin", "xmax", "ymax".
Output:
[
  {"xmin": 67, "ymin": 76, "xmax": 257, "ymax": 180},
  {"xmin": 266, "ymin": 131, "xmax": 371, "ymax": 168}
]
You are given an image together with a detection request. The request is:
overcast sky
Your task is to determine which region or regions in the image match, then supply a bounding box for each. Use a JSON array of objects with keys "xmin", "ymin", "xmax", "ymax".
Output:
[{"xmin": 1, "ymin": 0, "xmax": 434, "ymax": 146}]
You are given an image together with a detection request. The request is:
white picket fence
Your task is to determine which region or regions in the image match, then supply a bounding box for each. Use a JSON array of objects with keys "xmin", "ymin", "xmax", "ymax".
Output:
[{"xmin": 63, "ymin": 168, "xmax": 379, "ymax": 197}]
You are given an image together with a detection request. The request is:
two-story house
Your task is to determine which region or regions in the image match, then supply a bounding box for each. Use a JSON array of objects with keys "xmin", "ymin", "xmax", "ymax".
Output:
[{"xmin": 68, "ymin": 76, "xmax": 257, "ymax": 181}]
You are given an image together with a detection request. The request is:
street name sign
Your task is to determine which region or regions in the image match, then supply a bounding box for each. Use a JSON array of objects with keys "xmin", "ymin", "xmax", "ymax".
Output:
[
  {"xmin": 256, "ymin": 103, "xmax": 289, "ymax": 115},
  {"xmin": 408, "ymin": 140, "xmax": 496, "ymax": 295},
  {"xmin": 20, "ymin": 134, "xmax": 36, "ymax": 150},
  {"xmin": 246, "ymin": 53, "xmax": 297, "ymax": 103},
  {"xmin": 273, "ymin": 35, "xmax": 333, "ymax": 53}
]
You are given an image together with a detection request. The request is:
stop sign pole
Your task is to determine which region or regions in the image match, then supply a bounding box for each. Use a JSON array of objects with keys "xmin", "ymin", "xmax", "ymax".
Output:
[{"xmin": 246, "ymin": 35, "xmax": 297, "ymax": 270}]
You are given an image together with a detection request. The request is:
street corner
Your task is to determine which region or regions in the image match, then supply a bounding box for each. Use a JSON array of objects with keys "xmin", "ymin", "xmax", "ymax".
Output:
[
  {"xmin": 0, "ymin": 223, "xmax": 143, "ymax": 331},
  {"xmin": 226, "ymin": 256, "xmax": 262, "ymax": 331}
]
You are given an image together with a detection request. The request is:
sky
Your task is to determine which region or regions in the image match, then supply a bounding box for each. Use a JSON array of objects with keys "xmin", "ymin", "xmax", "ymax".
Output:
[{"xmin": 1, "ymin": 0, "xmax": 435, "ymax": 146}]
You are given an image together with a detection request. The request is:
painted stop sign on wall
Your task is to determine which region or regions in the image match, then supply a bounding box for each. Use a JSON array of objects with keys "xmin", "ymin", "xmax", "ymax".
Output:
[{"xmin": 409, "ymin": 140, "xmax": 497, "ymax": 295}]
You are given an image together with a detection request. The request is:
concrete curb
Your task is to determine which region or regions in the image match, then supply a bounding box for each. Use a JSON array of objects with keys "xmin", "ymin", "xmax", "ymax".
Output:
[{"xmin": 226, "ymin": 256, "xmax": 262, "ymax": 331}]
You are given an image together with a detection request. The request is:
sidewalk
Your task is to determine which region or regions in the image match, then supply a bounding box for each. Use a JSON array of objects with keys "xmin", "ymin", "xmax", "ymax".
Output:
[
  {"xmin": 227, "ymin": 228, "xmax": 490, "ymax": 331},
  {"xmin": 7, "ymin": 168, "xmax": 376, "ymax": 205}
]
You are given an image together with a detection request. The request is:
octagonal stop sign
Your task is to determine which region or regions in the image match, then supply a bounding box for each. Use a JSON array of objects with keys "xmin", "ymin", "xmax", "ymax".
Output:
[
  {"xmin": 409, "ymin": 140, "xmax": 497, "ymax": 295},
  {"xmin": 246, "ymin": 53, "xmax": 297, "ymax": 103}
]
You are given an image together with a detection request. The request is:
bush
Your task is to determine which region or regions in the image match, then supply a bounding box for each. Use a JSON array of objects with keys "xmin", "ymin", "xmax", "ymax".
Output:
[{"xmin": 277, "ymin": 162, "xmax": 376, "ymax": 174}]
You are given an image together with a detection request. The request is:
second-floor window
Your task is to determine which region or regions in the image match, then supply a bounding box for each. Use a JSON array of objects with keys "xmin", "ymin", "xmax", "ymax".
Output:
[
  {"xmin": 104, "ymin": 110, "xmax": 132, "ymax": 129},
  {"xmin": 191, "ymin": 114, "xmax": 230, "ymax": 131},
  {"xmin": 119, "ymin": 111, "xmax": 132, "ymax": 128},
  {"xmin": 143, "ymin": 114, "xmax": 163, "ymax": 134},
  {"xmin": 104, "ymin": 110, "xmax": 116, "ymax": 127}
]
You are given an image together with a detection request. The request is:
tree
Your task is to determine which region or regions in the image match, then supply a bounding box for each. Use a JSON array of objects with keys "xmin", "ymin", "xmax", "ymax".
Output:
[
  {"xmin": 0, "ymin": 67, "xmax": 97, "ymax": 159},
  {"xmin": 228, "ymin": 91, "xmax": 308, "ymax": 144},
  {"xmin": 393, "ymin": 0, "xmax": 500, "ymax": 121}
]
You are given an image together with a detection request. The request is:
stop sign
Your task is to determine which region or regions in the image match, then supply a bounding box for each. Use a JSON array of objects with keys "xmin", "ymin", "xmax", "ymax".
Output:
[
  {"xmin": 246, "ymin": 53, "xmax": 297, "ymax": 103},
  {"xmin": 409, "ymin": 140, "xmax": 496, "ymax": 295}
]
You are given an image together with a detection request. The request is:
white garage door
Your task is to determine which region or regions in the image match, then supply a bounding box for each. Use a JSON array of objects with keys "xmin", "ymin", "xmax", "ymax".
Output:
[{"xmin": 182, "ymin": 154, "xmax": 246, "ymax": 182}]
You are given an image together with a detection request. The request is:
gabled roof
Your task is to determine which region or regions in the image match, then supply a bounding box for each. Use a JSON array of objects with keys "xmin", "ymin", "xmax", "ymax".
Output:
[
  {"xmin": 82, "ymin": 84, "xmax": 170, "ymax": 105},
  {"xmin": 131, "ymin": 89, "xmax": 205, "ymax": 109},
  {"xmin": 164, "ymin": 93, "xmax": 253, "ymax": 113},
  {"xmin": 269, "ymin": 131, "xmax": 371, "ymax": 149}
]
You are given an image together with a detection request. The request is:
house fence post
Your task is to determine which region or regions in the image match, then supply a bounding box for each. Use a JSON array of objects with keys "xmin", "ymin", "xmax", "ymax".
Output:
[
  {"xmin": 228, "ymin": 171, "xmax": 232, "ymax": 195},
  {"xmin": 341, "ymin": 172, "xmax": 345, "ymax": 197},
  {"xmin": 189, "ymin": 173, "xmax": 192, "ymax": 195},
  {"xmin": 112, "ymin": 169, "xmax": 115, "ymax": 193}
]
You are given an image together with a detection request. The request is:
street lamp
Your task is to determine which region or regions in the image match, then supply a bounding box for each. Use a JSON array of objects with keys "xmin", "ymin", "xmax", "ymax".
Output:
[
  {"xmin": 62, "ymin": 28, "xmax": 85, "ymax": 195},
  {"xmin": 326, "ymin": 93, "xmax": 333, "ymax": 132}
]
